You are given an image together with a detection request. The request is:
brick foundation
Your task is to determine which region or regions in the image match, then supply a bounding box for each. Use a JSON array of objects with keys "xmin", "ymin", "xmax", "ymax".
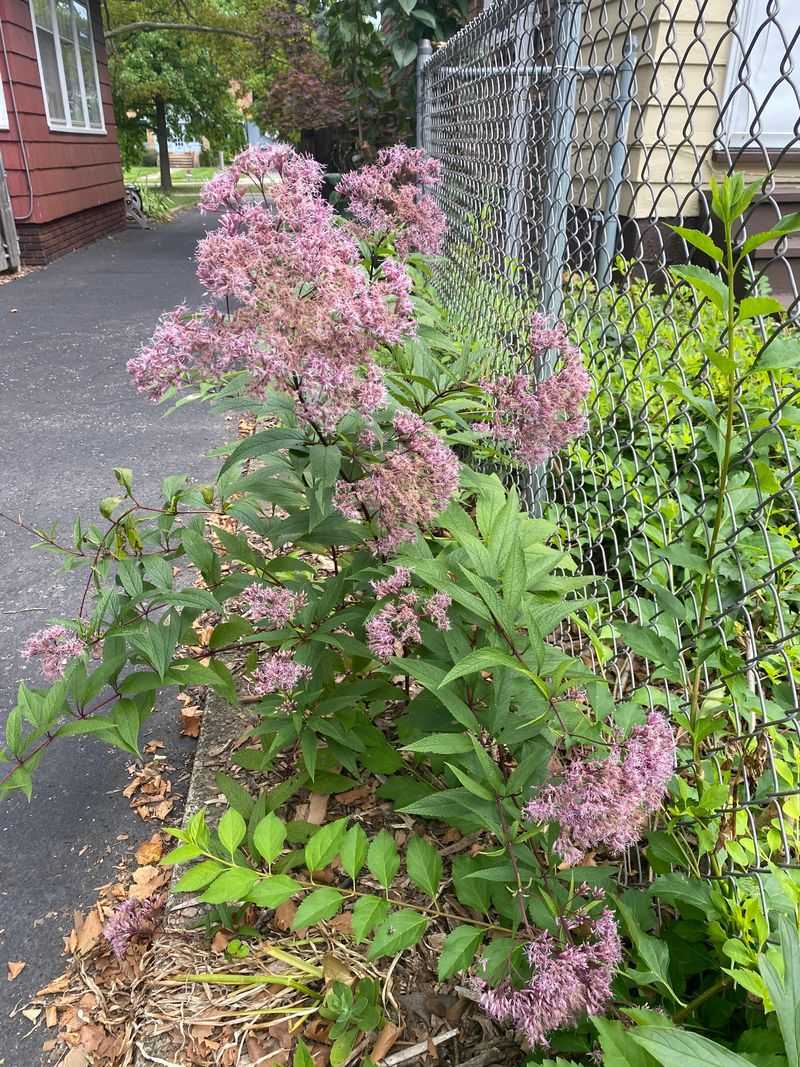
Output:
[{"xmin": 17, "ymin": 199, "xmax": 127, "ymax": 266}]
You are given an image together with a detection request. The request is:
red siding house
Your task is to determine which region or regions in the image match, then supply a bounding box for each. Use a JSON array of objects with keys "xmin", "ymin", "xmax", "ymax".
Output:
[{"xmin": 0, "ymin": 0, "xmax": 125, "ymax": 264}]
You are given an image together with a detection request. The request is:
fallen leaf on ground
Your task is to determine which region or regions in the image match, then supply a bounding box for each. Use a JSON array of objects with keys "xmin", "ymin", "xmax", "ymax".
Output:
[
  {"xmin": 60, "ymin": 1049, "xmax": 90, "ymax": 1067},
  {"xmin": 7, "ymin": 960, "xmax": 26, "ymax": 980},
  {"xmin": 21, "ymin": 1006, "xmax": 41, "ymax": 1023},
  {"xmin": 273, "ymin": 900, "xmax": 296, "ymax": 931},
  {"xmin": 135, "ymin": 833, "xmax": 163, "ymax": 865},
  {"xmin": 371, "ymin": 1022, "xmax": 403, "ymax": 1063},
  {"xmin": 306, "ymin": 793, "xmax": 329, "ymax": 825},
  {"xmin": 73, "ymin": 907, "xmax": 104, "ymax": 955},
  {"xmin": 180, "ymin": 704, "xmax": 203, "ymax": 737},
  {"xmin": 211, "ymin": 929, "xmax": 231, "ymax": 953}
]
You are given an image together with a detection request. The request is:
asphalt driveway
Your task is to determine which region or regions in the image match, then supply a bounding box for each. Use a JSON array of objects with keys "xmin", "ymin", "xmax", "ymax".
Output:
[{"xmin": 0, "ymin": 210, "xmax": 223, "ymax": 1064}]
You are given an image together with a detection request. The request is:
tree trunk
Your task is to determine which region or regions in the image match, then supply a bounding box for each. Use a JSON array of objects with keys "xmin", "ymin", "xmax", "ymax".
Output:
[{"xmin": 155, "ymin": 95, "xmax": 172, "ymax": 191}]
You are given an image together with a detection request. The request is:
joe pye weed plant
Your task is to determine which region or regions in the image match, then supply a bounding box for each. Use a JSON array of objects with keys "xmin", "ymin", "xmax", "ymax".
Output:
[{"xmin": 3, "ymin": 155, "xmax": 800, "ymax": 1065}]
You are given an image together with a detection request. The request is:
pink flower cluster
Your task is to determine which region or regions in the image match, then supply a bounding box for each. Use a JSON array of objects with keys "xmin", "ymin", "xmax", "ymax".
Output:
[
  {"xmin": 253, "ymin": 649, "xmax": 311, "ymax": 695},
  {"xmin": 334, "ymin": 411, "xmax": 460, "ymax": 554},
  {"xmin": 365, "ymin": 568, "xmax": 451, "ymax": 661},
  {"xmin": 129, "ymin": 144, "xmax": 418, "ymax": 429},
  {"xmin": 22, "ymin": 625, "xmax": 85, "ymax": 681},
  {"xmin": 242, "ymin": 584, "xmax": 307, "ymax": 627},
  {"xmin": 103, "ymin": 894, "xmax": 163, "ymax": 959},
  {"xmin": 524, "ymin": 712, "xmax": 676, "ymax": 865},
  {"xmin": 475, "ymin": 908, "xmax": 621, "ymax": 1048},
  {"xmin": 337, "ymin": 145, "xmax": 446, "ymax": 256},
  {"xmin": 475, "ymin": 314, "xmax": 591, "ymax": 466}
]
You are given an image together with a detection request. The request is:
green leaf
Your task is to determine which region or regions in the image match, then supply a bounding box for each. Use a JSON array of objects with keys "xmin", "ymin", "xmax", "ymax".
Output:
[
  {"xmin": 405, "ymin": 834, "xmax": 442, "ymax": 899},
  {"xmin": 437, "ymin": 925, "xmax": 483, "ymax": 980},
  {"xmin": 210, "ymin": 617, "xmax": 253, "ymax": 650},
  {"xmin": 215, "ymin": 772, "xmax": 254, "ymax": 819},
  {"xmin": 759, "ymin": 916, "xmax": 800, "ymax": 1067},
  {"xmin": 631, "ymin": 1026, "xmax": 753, "ymax": 1067},
  {"xmin": 367, "ymin": 909, "xmax": 428, "ymax": 960},
  {"xmin": 741, "ymin": 211, "xmax": 800, "ymax": 255},
  {"xmin": 592, "ymin": 1017, "xmax": 655, "ymax": 1067},
  {"xmin": 749, "ymin": 337, "xmax": 800, "ymax": 375},
  {"xmin": 340, "ymin": 824, "xmax": 369, "ymax": 882},
  {"xmin": 670, "ymin": 264, "xmax": 729, "ymax": 312},
  {"xmin": 670, "ymin": 225, "xmax": 723, "ymax": 264},
  {"xmin": 440, "ymin": 647, "xmax": 525, "ymax": 686},
  {"xmin": 396, "ymin": 0, "xmax": 417, "ymax": 12},
  {"xmin": 292, "ymin": 888, "xmax": 344, "ymax": 930},
  {"xmin": 617, "ymin": 898, "xmax": 683, "ymax": 1004},
  {"xmin": 248, "ymin": 874, "xmax": 302, "ymax": 909},
  {"xmin": 200, "ymin": 868, "xmax": 260, "ymax": 904},
  {"xmin": 444, "ymin": 762, "xmax": 495, "ymax": 800},
  {"xmin": 220, "ymin": 429, "xmax": 302, "ymax": 475},
  {"xmin": 305, "ymin": 817, "xmax": 348, "ymax": 872},
  {"xmin": 401, "ymin": 733, "xmax": 474, "ymax": 755},
  {"xmin": 352, "ymin": 895, "xmax": 390, "ymax": 943},
  {"xmin": 737, "ymin": 296, "xmax": 784, "ymax": 322},
  {"xmin": 218, "ymin": 809, "xmax": 247, "ymax": 855},
  {"xmin": 367, "ymin": 830, "xmax": 400, "ymax": 889},
  {"xmin": 174, "ymin": 860, "xmax": 225, "ymax": 892},
  {"xmin": 394, "ymin": 658, "xmax": 480, "ymax": 731},
  {"xmin": 294, "ymin": 1041, "xmax": 315, "ymax": 1067},
  {"xmin": 615, "ymin": 623, "xmax": 681, "ymax": 675},
  {"xmin": 253, "ymin": 813, "xmax": 287, "ymax": 865}
]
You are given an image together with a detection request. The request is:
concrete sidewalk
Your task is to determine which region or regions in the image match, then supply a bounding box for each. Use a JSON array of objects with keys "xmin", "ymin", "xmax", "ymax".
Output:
[{"xmin": 0, "ymin": 212, "xmax": 222, "ymax": 1064}]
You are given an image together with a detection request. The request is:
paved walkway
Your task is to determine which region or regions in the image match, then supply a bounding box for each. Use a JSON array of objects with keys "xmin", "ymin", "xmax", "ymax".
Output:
[{"xmin": 0, "ymin": 211, "xmax": 222, "ymax": 1063}]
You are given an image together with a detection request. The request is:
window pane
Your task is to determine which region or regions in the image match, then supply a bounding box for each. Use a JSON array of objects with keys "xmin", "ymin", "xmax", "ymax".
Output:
[
  {"xmin": 80, "ymin": 47, "xmax": 102, "ymax": 126},
  {"xmin": 36, "ymin": 28, "xmax": 66, "ymax": 123},
  {"xmin": 60, "ymin": 33, "xmax": 85, "ymax": 124},
  {"xmin": 32, "ymin": 0, "xmax": 52, "ymax": 29}
]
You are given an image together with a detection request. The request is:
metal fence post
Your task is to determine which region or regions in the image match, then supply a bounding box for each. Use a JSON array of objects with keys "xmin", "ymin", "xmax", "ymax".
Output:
[
  {"xmin": 539, "ymin": 0, "xmax": 584, "ymax": 327},
  {"xmin": 416, "ymin": 39, "xmax": 433, "ymax": 151},
  {"xmin": 595, "ymin": 33, "xmax": 638, "ymax": 288},
  {"xmin": 502, "ymin": 1, "xmax": 538, "ymax": 270}
]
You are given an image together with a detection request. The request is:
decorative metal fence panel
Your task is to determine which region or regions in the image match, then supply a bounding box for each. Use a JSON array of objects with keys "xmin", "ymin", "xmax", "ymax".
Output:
[{"xmin": 418, "ymin": 0, "xmax": 800, "ymax": 875}]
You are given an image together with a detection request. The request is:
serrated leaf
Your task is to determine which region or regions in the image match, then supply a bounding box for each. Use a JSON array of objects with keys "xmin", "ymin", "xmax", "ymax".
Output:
[
  {"xmin": 670, "ymin": 225, "xmax": 723, "ymax": 263},
  {"xmin": 248, "ymin": 874, "xmax": 302, "ymax": 908},
  {"xmin": 631, "ymin": 1026, "xmax": 753, "ymax": 1067},
  {"xmin": 352, "ymin": 895, "xmax": 390, "ymax": 943},
  {"xmin": 253, "ymin": 812, "xmax": 287, "ymax": 865},
  {"xmin": 367, "ymin": 909, "xmax": 428, "ymax": 960},
  {"xmin": 200, "ymin": 867, "xmax": 260, "ymax": 904},
  {"xmin": 218, "ymin": 809, "xmax": 247, "ymax": 855},
  {"xmin": 670, "ymin": 264, "xmax": 728, "ymax": 312},
  {"xmin": 174, "ymin": 860, "xmax": 225, "ymax": 892},
  {"xmin": 367, "ymin": 830, "xmax": 400, "ymax": 889},
  {"xmin": 438, "ymin": 925, "xmax": 483, "ymax": 980},
  {"xmin": 292, "ymin": 887, "xmax": 344, "ymax": 930},
  {"xmin": 405, "ymin": 834, "xmax": 442, "ymax": 899},
  {"xmin": 305, "ymin": 817, "xmax": 348, "ymax": 872},
  {"xmin": 340, "ymin": 824, "xmax": 369, "ymax": 881}
]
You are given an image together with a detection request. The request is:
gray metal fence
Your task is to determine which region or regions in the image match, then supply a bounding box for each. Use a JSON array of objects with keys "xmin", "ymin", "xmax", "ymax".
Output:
[{"xmin": 418, "ymin": 0, "xmax": 800, "ymax": 873}]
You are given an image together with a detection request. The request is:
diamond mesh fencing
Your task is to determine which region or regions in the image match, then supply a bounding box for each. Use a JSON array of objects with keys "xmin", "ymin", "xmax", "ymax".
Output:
[{"xmin": 418, "ymin": 0, "xmax": 800, "ymax": 875}]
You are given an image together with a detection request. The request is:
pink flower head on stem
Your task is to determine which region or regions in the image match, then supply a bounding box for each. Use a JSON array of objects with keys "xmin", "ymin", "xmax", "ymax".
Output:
[
  {"xmin": 474, "ymin": 907, "xmax": 622, "ymax": 1048},
  {"xmin": 242, "ymin": 584, "xmax": 307, "ymax": 627},
  {"xmin": 103, "ymin": 895, "xmax": 163, "ymax": 959},
  {"xmin": 253, "ymin": 650, "xmax": 311, "ymax": 695},
  {"xmin": 22, "ymin": 625, "xmax": 85, "ymax": 681},
  {"xmin": 475, "ymin": 314, "xmax": 591, "ymax": 466},
  {"xmin": 337, "ymin": 145, "xmax": 446, "ymax": 257},
  {"xmin": 524, "ymin": 712, "xmax": 676, "ymax": 865}
]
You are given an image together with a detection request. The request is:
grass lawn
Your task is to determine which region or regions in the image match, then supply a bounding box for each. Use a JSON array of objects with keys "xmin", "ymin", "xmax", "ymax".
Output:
[{"xmin": 124, "ymin": 166, "xmax": 220, "ymax": 185}]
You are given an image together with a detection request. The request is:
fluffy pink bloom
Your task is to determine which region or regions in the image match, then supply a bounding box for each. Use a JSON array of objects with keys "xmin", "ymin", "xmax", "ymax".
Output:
[
  {"xmin": 475, "ymin": 315, "xmax": 591, "ymax": 466},
  {"xmin": 337, "ymin": 145, "xmax": 446, "ymax": 257},
  {"xmin": 131, "ymin": 145, "xmax": 415, "ymax": 427},
  {"xmin": 524, "ymin": 712, "xmax": 676, "ymax": 865},
  {"xmin": 103, "ymin": 895, "xmax": 163, "ymax": 959},
  {"xmin": 22, "ymin": 625, "xmax": 85, "ymax": 681},
  {"xmin": 365, "ymin": 575, "xmax": 451, "ymax": 661},
  {"xmin": 371, "ymin": 568, "xmax": 411, "ymax": 598},
  {"xmin": 242, "ymin": 584, "xmax": 307, "ymax": 626},
  {"xmin": 253, "ymin": 650, "xmax": 311, "ymax": 694},
  {"xmin": 475, "ymin": 908, "xmax": 621, "ymax": 1048},
  {"xmin": 425, "ymin": 592, "xmax": 452, "ymax": 631},
  {"xmin": 334, "ymin": 410, "xmax": 460, "ymax": 554}
]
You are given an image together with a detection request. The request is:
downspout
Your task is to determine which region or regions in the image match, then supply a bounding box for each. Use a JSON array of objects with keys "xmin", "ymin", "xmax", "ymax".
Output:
[{"xmin": 0, "ymin": 14, "xmax": 35, "ymax": 220}]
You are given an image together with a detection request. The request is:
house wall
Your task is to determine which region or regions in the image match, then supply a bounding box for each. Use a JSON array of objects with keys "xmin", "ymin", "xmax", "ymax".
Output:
[{"xmin": 0, "ymin": 0, "xmax": 124, "ymax": 259}]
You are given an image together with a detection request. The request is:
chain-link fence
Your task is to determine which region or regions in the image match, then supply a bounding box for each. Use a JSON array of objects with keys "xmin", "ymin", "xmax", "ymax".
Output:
[{"xmin": 418, "ymin": 0, "xmax": 800, "ymax": 874}]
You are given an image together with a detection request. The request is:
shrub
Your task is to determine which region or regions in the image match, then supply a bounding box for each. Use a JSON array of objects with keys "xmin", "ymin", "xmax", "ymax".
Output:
[{"xmin": 4, "ymin": 155, "xmax": 800, "ymax": 1062}]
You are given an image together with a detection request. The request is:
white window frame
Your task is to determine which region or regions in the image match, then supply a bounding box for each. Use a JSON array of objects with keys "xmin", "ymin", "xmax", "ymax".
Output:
[
  {"xmin": 0, "ymin": 77, "xmax": 9, "ymax": 130},
  {"xmin": 31, "ymin": 0, "xmax": 106, "ymax": 135},
  {"xmin": 722, "ymin": 0, "xmax": 800, "ymax": 149}
]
